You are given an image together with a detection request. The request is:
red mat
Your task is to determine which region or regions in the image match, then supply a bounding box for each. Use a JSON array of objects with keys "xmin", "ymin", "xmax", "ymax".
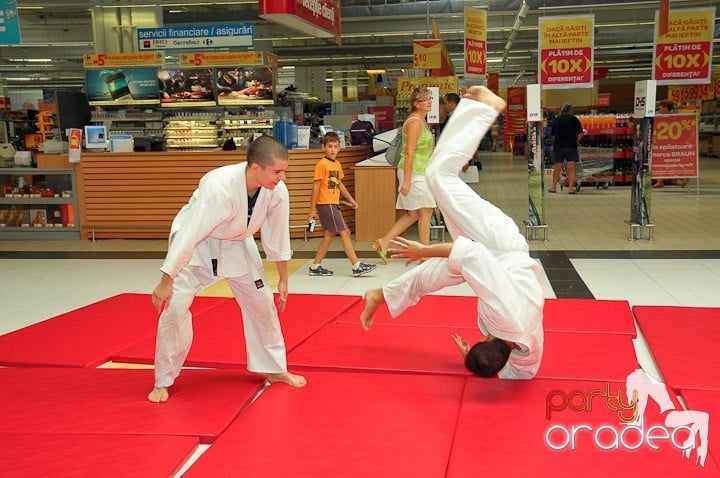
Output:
[
  {"xmin": 335, "ymin": 296, "xmax": 636, "ymax": 335},
  {"xmin": 0, "ymin": 433, "xmax": 199, "ymax": 478},
  {"xmin": 543, "ymin": 298, "xmax": 636, "ymax": 335},
  {"xmin": 678, "ymin": 389, "xmax": 720, "ymax": 468},
  {"xmin": 447, "ymin": 378, "xmax": 720, "ymax": 477},
  {"xmin": 0, "ymin": 368, "xmax": 263, "ymax": 443},
  {"xmin": 184, "ymin": 371, "xmax": 466, "ymax": 478},
  {"xmin": 112, "ymin": 293, "xmax": 359, "ymax": 368},
  {"xmin": 535, "ymin": 331, "xmax": 639, "ymax": 382},
  {"xmin": 0, "ymin": 293, "xmax": 226, "ymax": 368},
  {"xmin": 634, "ymin": 306, "xmax": 720, "ymax": 391},
  {"xmin": 289, "ymin": 322, "xmax": 638, "ymax": 380}
]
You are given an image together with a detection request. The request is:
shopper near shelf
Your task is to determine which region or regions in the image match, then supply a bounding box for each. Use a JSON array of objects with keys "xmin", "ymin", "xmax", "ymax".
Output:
[
  {"xmin": 653, "ymin": 99, "xmax": 688, "ymax": 188},
  {"xmin": 307, "ymin": 131, "xmax": 377, "ymax": 278},
  {"xmin": 148, "ymin": 135, "xmax": 306, "ymax": 403},
  {"xmin": 438, "ymin": 92, "xmax": 460, "ymax": 136},
  {"xmin": 373, "ymin": 86, "xmax": 437, "ymax": 263},
  {"xmin": 360, "ymin": 86, "xmax": 544, "ymax": 379},
  {"xmin": 548, "ymin": 103, "xmax": 584, "ymax": 194}
]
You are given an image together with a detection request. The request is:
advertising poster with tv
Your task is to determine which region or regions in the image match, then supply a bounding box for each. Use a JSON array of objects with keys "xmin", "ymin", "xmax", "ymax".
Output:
[
  {"xmin": 86, "ymin": 68, "xmax": 160, "ymax": 106},
  {"xmin": 216, "ymin": 66, "xmax": 274, "ymax": 105},
  {"xmin": 158, "ymin": 68, "xmax": 216, "ymax": 107}
]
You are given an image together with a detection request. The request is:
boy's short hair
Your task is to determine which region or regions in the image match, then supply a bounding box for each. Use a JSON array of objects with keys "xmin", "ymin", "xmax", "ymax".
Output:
[
  {"xmin": 323, "ymin": 131, "xmax": 341, "ymax": 145},
  {"xmin": 464, "ymin": 339, "xmax": 512, "ymax": 377},
  {"xmin": 247, "ymin": 135, "xmax": 288, "ymax": 166}
]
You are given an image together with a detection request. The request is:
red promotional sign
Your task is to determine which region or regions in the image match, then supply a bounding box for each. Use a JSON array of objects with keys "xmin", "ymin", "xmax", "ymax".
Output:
[
  {"xmin": 651, "ymin": 114, "xmax": 698, "ymax": 179},
  {"xmin": 652, "ymin": 7, "xmax": 715, "ymax": 85},
  {"xmin": 597, "ymin": 93, "xmax": 611, "ymax": 107},
  {"xmin": 464, "ymin": 7, "xmax": 487, "ymax": 76},
  {"xmin": 538, "ymin": 15, "xmax": 594, "ymax": 88},
  {"xmin": 259, "ymin": 0, "xmax": 341, "ymax": 46},
  {"xmin": 487, "ymin": 72, "xmax": 499, "ymax": 94},
  {"xmin": 506, "ymin": 87, "xmax": 527, "ymax": 111},
  {"xmin": 367, "ymin": 106, "xmax": 395, "ymax": 132}
]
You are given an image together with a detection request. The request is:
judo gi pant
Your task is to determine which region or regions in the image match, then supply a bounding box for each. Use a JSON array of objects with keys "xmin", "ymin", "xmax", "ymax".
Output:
[
  {"xmin": 153, "ymin": 265, "xmax": 287, "ymax": 388},
  {"xmin": 383, "ymin": 100, "xmax": 527, "ymax": 318}
]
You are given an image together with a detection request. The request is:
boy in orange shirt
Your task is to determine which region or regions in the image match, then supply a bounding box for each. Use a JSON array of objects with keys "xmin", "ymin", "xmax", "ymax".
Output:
[{"xmin": 307, "ymin": 132, "xmax": 377, "ymax": 277}]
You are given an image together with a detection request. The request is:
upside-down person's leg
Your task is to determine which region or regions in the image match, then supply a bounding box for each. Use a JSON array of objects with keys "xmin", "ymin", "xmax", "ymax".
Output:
[{"xmin": 426, "ymin": 87, "xmax": 527, "ymax": 256}]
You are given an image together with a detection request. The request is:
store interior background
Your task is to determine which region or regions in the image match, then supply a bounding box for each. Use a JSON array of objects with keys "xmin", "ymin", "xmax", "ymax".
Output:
[{"xmin": 0, "ymin": 3, "xmax": 719, "ymax": 475}]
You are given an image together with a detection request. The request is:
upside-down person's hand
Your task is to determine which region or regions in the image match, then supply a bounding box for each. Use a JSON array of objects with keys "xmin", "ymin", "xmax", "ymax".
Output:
[
  {"xmin": 451, "ymin": 333, "xmax": 471, "ymax": 358},
  {"xmin": 276, "ymin": 280, "xmax": 289, "ymax": 312},
  {"xmin": 387, "ymin": 236, "xmax": 426, "ymax": 266}
]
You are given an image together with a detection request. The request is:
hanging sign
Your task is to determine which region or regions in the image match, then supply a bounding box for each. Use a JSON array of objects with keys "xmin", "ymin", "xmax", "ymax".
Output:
[
  {"xmin": 668, "ymin": 83, "xmax": 716, "ymax": 103},
  {"xmin": 0, "ymin": 1, "xmax": 21, "ymax": 44},
  {"xmin": 464, "ymin": 7, "xmax": 487, "ymax": 76},
  {"xmin": 259, "ymin": 0, "xmax": 341, "ymax": 46},
  {"xmin": 413, "ymin": 39, "xmax": 442, "ymax": 69},
  {"xmin": 179, "ymin": 51, "xmax": 264, "ymax": 67},
  {"xmin": 538, "ymin": 15, "xmax": 594, "ymax": 89},
  {"xmin": 137, "ymin": 24, "xmax": 254, "ymax": 51},
  {"xmin": 397, "ymin": 76, "xmax": 458, "ymax": 96},
  {"xmin": 652, "ymin": 7, "xmax": 715, "ymax": 85},
  {"xmin": 84, "ymin": 52, "xmax": 164, "ymax": 68},
  {"xmin": 651, "ymin": 114, "xmax": 698, "ymax": 179}
]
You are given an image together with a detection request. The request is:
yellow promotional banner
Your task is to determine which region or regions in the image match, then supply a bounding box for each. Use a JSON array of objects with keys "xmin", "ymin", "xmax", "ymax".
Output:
[
  {"xmin": 538, "ymin": 15, "xmax": 594, "ymax": 89},
  {"xmin": 413, "ymin": 39, "xmax": 442, "ymax": 69},
  {"xmin": 668, "ymin": 83, "xmax": 716, "ymax": 103},
  {"xmin": 83, "ymin": 52, "xmax": 163, "ymax": 68},
  {"xmin": 179, "ymin": 51, "xmax": 264, "ymax": 67},
  {"xmin": 397, "ymin": 76, "xmax": 458, "ymax": 96},
  {"xmin": 653, "ymin": 7, "xmax": 715, "ymax": 85},
  {"xmin": 464, "ymin": 7, "xmax": 487, "ymax": 76}
]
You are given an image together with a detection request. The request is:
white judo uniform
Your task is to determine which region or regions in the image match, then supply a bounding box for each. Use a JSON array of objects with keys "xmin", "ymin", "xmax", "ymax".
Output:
[
  {"xmin": 154, "ymin": 162, "xmax": 292, "ymax": 388},
  {"xmin": 382, "ymin": 98, "xmax": 545, "ymax": 379}
]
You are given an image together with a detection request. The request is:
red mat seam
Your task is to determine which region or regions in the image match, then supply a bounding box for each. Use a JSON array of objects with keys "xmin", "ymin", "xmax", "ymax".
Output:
[
  {"xmin": 444, "ymin": 376, "xmax": 471, "ymax": 477},
  {"xmin": 284, "ymin": 296, "xmax": 362, "ymax": 353}
]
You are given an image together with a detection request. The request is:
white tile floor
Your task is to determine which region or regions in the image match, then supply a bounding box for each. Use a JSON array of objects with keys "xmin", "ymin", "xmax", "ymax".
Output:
[{"xmin": 1, "ymin": 151, "xmax": 719, "ymax": 476}]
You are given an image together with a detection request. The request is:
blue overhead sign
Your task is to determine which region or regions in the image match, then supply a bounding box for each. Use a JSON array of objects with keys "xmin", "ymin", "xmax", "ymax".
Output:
[
  {"xmin": 137, "ymin": 23, "xmax": 254, "ymax": 51},
  {"xmin": 0, "ymin": 1, "xmax": 22, "ymax": 45}
]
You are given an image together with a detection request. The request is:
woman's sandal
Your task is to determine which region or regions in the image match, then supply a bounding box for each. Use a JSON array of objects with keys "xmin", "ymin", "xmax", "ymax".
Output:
[{"xmin": 372, "ymin": 240, "xmax": 388, "ymax": 264}]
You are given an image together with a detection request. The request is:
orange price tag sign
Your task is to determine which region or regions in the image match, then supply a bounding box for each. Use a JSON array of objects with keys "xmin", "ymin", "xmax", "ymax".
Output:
[{"xmin": 413, "ymin": 39, "xmax": 442, "ymax": 69}]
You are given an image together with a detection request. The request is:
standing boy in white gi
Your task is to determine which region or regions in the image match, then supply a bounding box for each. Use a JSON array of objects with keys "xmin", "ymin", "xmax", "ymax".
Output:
[
  {"xmin": 149, "ymin": 135, "xmax": 306, "ymax": 403},
  {"xmin": 361, "ymin": 86, "xmax": 544, "ymax": 379}
]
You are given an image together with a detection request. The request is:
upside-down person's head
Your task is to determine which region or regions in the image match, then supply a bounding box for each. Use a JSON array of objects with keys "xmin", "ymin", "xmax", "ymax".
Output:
[{"xmin": 464, "ymin": 338, "xmax": 512, "ymax": 377}]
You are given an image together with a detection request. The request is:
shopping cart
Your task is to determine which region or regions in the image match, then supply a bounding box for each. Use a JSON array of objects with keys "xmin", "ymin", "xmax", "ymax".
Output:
[{"xmin": 560, "ymin": 147, "xmax": 614, "ymax": 192}]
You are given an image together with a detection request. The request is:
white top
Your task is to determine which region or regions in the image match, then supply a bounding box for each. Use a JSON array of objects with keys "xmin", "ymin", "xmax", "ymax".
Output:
[{"xmin": 161, "ymin": 162, "xmax": 291, "ymax": 280}]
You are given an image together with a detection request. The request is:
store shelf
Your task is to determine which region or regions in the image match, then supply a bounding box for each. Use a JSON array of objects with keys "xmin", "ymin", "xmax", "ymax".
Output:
[
  {"xmin": 0, "ymin": 168, "xmax": 80, "ymax": 240},
  {"xmin": 218, "ymin": 113, "xmax": 277, "ymax": 148}
]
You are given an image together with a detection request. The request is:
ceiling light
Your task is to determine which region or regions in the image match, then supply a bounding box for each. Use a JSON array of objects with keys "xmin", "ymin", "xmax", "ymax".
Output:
[{"xmin": 6, "ymin": 58, "xmax": 53, "ymax": 62}]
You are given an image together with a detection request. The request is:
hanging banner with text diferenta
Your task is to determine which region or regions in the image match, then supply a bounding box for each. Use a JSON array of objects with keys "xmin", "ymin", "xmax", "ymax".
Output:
[
  {"xmin": 652, "ymin": 7, "xmax": 715, "ymax": 85},
  {"xmin": 464, "ymin": 7, "xmax": 487, "ymax": 77},
  {"xmin": 538, "ymin": 15, "xmax": 594, "ymax": 89}
]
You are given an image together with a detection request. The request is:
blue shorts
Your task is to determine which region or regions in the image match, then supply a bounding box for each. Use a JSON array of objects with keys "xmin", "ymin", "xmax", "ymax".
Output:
[
  {"xmin": 317, "ymin": 204, "xmax": 348, "ymax": 233},
  {"xmin": 552, "ymin": 146, "xmax": 580, "ymax": 164}
]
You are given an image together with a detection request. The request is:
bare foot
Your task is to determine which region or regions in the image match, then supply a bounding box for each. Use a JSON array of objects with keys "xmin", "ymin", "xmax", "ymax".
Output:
[
  {"xmin": 360, "ymin": 288, "xmax": 385, "ymax": 330},
  {"xmin": 465, "ymin": 86, "xmax": 507, "ymax": 113},
  {"xmin": 148, "ymin": 387, "xmax": 169, "ymax": 403},
  {"xmin": 266, "ymin": 372, "xmax": 307, "ymax": 387}
]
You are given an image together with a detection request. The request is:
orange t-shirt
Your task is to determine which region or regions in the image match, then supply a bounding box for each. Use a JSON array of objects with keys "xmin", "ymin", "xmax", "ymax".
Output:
[{"xmin": 314, "ymin": 157, "xmax": 344, "ymax": 205}]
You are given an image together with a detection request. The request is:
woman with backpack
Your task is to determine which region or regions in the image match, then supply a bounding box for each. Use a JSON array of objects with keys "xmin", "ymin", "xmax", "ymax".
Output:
[{"xmin": 373, "ymin": 86, "xmax": 436, "ymax": 263}]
